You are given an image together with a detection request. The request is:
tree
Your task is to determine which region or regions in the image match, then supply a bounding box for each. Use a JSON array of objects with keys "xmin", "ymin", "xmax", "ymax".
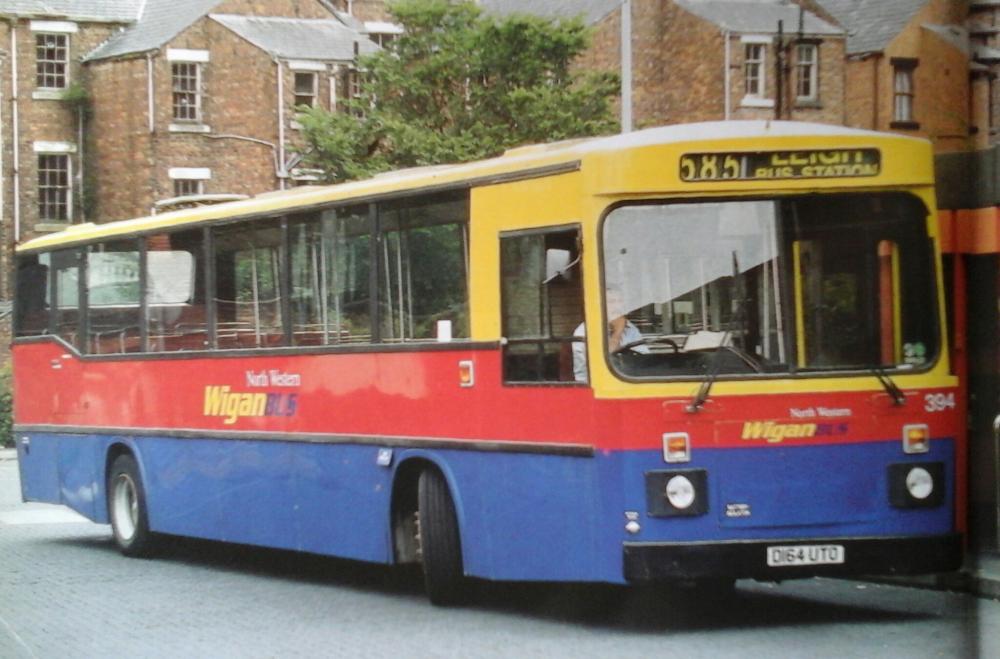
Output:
[{"xmin": 297, "ymin": 0, "xmax": 619, "ymax": 182}]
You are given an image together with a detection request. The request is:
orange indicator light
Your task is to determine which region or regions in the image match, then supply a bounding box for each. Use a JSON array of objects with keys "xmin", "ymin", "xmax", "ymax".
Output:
[
  {"xmin": 459, "ymin": 360, "xmax": 475, "ymax": 388},
  {"xmin": 902, "ymin": 424, "xmax": 929, "ymax": 454}
]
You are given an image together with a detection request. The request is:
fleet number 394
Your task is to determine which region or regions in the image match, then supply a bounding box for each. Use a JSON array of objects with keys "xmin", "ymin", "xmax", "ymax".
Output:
[{"xmin": 924, "ymin": 392, "xmax": 956, "ymax": 412}]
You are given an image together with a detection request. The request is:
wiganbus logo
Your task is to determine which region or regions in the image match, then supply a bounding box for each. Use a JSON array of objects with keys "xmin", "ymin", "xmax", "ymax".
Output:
[
  {"xmin": 203, "ymin": 386, "xmax": 298, "ymax": 425},
  {"xmin": 741, "ymin": 420, "xmax": 850, "ymax": 443}
]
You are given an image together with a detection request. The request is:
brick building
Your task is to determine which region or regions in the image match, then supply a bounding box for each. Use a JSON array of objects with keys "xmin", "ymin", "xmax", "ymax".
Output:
[
  {"xmin": 482, "ymin": 0, "xmax": 846, "ymax": 127},
  {"xmin": 0, "ymin": 0, "xmax": 391, "ymax": 302}
]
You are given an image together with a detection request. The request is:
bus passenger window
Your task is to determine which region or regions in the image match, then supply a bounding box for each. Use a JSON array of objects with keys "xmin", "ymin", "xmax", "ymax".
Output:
[
  {"xmin": 14, "ymin": 255, "xmax": 49, "ymax": 337},
  {"xmin": 378, "ymin": 192, "xmax": 469, "ymax": 342},
  {"xmin": 289, "ymin": 213, "xmax": 325, "ymax": 346},
  {"xmin": 88, "ymin": 240, "xmax": 142, "ymax": 354},
  {"xmin": 214, "ymin": 219, "xmax": 285, "ymax": 349},
  {"xmin": 500, "ymin": 228, "xmax": 583, "ymax": 383},
  {"xmin": 145, "ymin": 230, "xmax": 205, "ymax": 352},
  {"xmin": 327, "ymin": 205, "xmax": 373, "ymax": 344}
]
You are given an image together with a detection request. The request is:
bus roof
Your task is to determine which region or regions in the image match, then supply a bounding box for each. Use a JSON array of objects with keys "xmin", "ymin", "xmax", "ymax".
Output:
[{"xmin": 17, "ymin": 121, "xmax": 927, "ymax": 254}]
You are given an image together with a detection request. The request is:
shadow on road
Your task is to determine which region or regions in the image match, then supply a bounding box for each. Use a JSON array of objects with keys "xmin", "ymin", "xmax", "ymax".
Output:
[{"xmin": 49, "ymin": 531, "xmax": 936, "ymax": 632}]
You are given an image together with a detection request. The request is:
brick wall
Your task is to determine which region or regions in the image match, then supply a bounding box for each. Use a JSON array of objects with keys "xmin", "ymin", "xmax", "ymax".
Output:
[
  {"xmin": 0, "ymin": 20, "xmax": 121, "ymax": 240},
  {"xmin": 87, "ymin": 8, "xmax": 361, "ymax": 223},
  {"xmin": 844, "ymin": 0, "xmax": 971, "ymax": 153}
]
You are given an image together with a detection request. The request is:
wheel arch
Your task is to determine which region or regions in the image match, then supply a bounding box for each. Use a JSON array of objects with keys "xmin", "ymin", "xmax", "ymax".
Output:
[{"xmin": 389, "ymin": 452, "xmax": 467, "ymax": 567}]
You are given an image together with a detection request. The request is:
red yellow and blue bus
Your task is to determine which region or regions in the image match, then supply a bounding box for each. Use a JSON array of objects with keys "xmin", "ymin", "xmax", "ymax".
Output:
[{"xmin": 12, "ymin": 121, "xmax": 962, "ymax": 604}]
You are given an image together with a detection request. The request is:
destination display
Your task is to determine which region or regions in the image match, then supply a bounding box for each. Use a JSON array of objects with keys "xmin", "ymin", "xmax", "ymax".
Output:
[{"xmin": 679, "ymin": 148, "xmax": 881, "ymax": 182}]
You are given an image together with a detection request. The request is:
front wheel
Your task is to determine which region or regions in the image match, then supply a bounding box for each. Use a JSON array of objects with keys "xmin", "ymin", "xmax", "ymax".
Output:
[
  {"xmin": 108, "ymin": 453, "xmax": 157, "ymax": 557},
  {"xmin": 417, "ymin": 469, "xmax": 466, "ymax": 605}
]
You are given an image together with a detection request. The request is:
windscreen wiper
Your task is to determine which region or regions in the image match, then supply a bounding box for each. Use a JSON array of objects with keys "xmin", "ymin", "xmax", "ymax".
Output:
[
  {"xmin": 687, "ymin": 330, "xmax": 731, "ymax": 413},
  {"xmin": 874, "ymin": 367, "xmax": 906, "ymax": 406}
]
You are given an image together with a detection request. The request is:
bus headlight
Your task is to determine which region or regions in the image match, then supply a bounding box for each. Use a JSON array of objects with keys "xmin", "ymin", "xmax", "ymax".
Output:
[
  {"xmin": 645, "ymin": 470, "xmax": 708, "ymax": 517},
  {"xmin": 905, "ymin": 466, "xmax": 934, "ymax": 500},
  {"xmin": 665, "ymin": 475, "xmax": 696, "ymax": 509},
  {"xmin": 888, "ymin": 462, "xmax": 944, "ymax": 509}
]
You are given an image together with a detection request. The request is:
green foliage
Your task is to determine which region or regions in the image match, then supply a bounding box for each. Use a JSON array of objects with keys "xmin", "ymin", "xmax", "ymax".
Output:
[
  {"xmin": 61, "ymin": 81, "xmax": 92, "ymax": 117},
  {"xmin": 298, "ymin": 0, "xmax": 619, "ymax": 182},
  {"xmin": 0, "ymin": 363, "xmax": 12, "ymax": 449}
]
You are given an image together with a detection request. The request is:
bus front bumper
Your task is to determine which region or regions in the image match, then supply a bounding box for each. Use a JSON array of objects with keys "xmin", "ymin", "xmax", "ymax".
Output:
[{"xmin": 623, "ymin": 533, "xmax": 963, "ymax": 582}]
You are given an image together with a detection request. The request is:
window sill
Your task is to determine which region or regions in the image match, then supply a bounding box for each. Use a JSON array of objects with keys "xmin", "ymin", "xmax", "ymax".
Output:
[
  {"xmin": 168, "ymin": 123, "xmax": 211, "ymax": 134},
  {"xmin": 35, "ymin": 222, "xmax": 72, "ymax": 232},
  {"xmin": 890, "ymin": 121, "xmax": 921, "ymax": 131},
  {"xmin": 290, "ymin": 120, "xmax": 304, "ymax": 131},
  {"xmin": 740, "ymin": 96, "xmax": 774, "ymax": 108},
  {"xmin": 32, "ymin": 89, "xmax": 67, "ymax": 101}
]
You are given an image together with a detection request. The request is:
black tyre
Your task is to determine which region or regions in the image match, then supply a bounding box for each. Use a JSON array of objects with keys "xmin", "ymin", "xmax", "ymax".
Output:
[
  {"xmin": 107, "ymin": 453, "xmax": 157, "ymax": 557},
  {"xmin": 417, "ymin": 468, "xmax": 465, "ymax": 605}
]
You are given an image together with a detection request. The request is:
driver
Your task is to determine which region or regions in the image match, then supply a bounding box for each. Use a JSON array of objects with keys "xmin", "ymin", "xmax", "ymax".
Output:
[{"xmin": 573, "ymin": 286, "xmax": 647, "ymax": 382}]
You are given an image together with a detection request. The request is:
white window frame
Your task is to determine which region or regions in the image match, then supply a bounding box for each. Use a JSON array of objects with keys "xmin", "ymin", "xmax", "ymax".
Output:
[
  {"xmin": 293, "ymin": 71, "xmax": 319, "ymax": 109},
  {"xmin": 741, "ymin": 36, "xmax": 772, "ymax": 107},
  {"xmin": 795, "ymin": 43, "xmax": 819, "ymax": 102},
  {"xmin": 171, "ymin": 61, "xmax": 202, "ymax": 123},
  {"xmin": 34, "ymin": 31, "xmax": 70, "ymax": 90},
  {"xmin": 35, "ymin": 148, "xmax": 74, "ymax": 223}
]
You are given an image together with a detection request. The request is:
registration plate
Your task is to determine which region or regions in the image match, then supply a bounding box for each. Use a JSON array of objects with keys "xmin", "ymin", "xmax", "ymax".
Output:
[{"xmin": 766, "ymin": 544, "xmax": 845, "ymax": 567}]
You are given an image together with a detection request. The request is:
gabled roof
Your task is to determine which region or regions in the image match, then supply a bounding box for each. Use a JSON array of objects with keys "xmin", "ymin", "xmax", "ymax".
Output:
[
  {"xmin": 85, "ymin": 0, "xmax": 222, "ymax": 61},
  {"xmin": 478, "ymin": 0, "xmax": 622, "ymax": 25},
  {"xmin": 210, "ymin": 14, "xmax": 378, "ymax": 61},
  {"xmin": 0, "ymin": 0, "xmax": 142, "ymax": 22},
  {"xmin": 676, "ymin": 0, "xmax": 842, "ymax": 36},
  {"xmin": 816, "ymin": 0, "xmax": 927, "ymax": 55}
]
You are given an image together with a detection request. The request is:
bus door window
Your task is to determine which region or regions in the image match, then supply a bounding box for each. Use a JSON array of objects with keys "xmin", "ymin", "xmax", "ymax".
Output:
[
  {"xmin": 43, "ymin": 248, "xmax": 83, "ymax": 350},
  {"xmin": 144, "ymin": 230, "xmax": 203, "ymax": 352},
  {"xmin": 14, "ymin": 255, "xmax": 49, "ymax": 337},
  {"xmin": 288, "ymin": 212, "xmax": 324, "ymax": 346},
  {"xmin": 376, "ymin": 191, "xmax": 470, "ymax": 342},
  {"xmin": 213, "ymin": 219, "xmax": 286, "ymax": 349},
  {"xmin": 500, "ymin": 227, "xmax": 583, "ymax": 383},
  {"xmin": 87, "ymin": 239, "xmax": 142, "ymax": 354},
  {"xmin": 326, "ymin": 204, "xmax": 373, "ymax": 344}
]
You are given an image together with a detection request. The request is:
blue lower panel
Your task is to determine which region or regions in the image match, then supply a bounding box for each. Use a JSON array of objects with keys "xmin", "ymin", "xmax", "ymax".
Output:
[{"xmin": 16, "ymin": 432, "xmax": 957, "ymax": 585}]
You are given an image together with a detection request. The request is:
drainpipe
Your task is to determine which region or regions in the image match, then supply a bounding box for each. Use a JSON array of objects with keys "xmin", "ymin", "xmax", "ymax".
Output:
[
  {"xmin": 723, "ymin": 29, "xmax": 731, "ymax": 120},
  {"xmin": 11, "ymin": 23, "xmax": 20, "ymax": 243},
  {"xmin": 620, "ymin": 0, "xmax": 632, "ymax": 133},
  {"xmin": 275, "ymin": 57, "xmax": 287, "ymax": 189},
  {"xmin": 147, "ymin": 52, "xmax": 155, "ymax": 133}
]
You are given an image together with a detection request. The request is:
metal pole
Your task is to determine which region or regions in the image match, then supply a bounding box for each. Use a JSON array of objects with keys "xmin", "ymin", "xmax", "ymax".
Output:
[{"xmin": 621, "ymin": 0, "xmax": 632, "ymax": 133}]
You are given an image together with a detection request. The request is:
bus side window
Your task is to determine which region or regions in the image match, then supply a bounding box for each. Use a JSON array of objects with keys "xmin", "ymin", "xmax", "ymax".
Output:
[
  {"xmin": 146, "ymin": 230, "xmax": 206, "ymax": 352},
  {"xmin": 378, "ymin": 192, "xmax": 470, "ymax": 342},
  {"xmin": 214, "ymin": 219, "xmax": 286, "ymax": 350},
  {"xmin": 87, "ymin": 239, "xmax": 142, "ymax": 354},
  {"xmin": 14, "ymin": 256, "xmax": 49, "ymax": 337},
  {"xmin": 500, "ymin": 227, "xmax": 583, "ymax": 383}
]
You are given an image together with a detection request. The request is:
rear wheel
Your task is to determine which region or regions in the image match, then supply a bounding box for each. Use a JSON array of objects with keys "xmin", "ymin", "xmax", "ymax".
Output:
[
  {"xmin": 108, "ymin": 453, "xmax": 157, "ymax": 557},
  {"xmin": 417, "ymin": 468, "xmax": 466, "ymax": 605}
]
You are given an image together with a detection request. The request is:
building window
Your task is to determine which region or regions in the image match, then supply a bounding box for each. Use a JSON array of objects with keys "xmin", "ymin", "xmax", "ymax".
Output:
[
  {"xmin": 174, "ymin": 179, "xmax": 203, "ymax": 197},
  {"xmin": 172, "ymin": 62, "xmax": 201, "ymax": 122},
  {"xmin": 294, "ymin": 72, "xmax": 318, "ymax": 108},
  {"xmin": 36, "ymin": 33, "xmax": 69, "ymax": 89},
  {"xmin": 795, "ymin": 43, "xmax": 818, "ymax": 102},
  {"xmin": 744, "ymin": 43, "xmax": 766, "ymax": 97},
  {"xmin": 38, "ymin": 154, "xmax": 71, "ymax": 222},
  {"xmin": 891, "ymin": 58, "xmax": 918, "ymax": 128}
]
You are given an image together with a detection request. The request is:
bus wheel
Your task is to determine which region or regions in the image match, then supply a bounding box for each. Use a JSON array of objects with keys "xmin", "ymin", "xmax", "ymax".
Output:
[
  {"xmin": 108, "ymin": 453, "xmax": 156, "ymax": 557},
  {"xmin": 417, "ymin": 468, "xmax": 465, "ymax": 605}
]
